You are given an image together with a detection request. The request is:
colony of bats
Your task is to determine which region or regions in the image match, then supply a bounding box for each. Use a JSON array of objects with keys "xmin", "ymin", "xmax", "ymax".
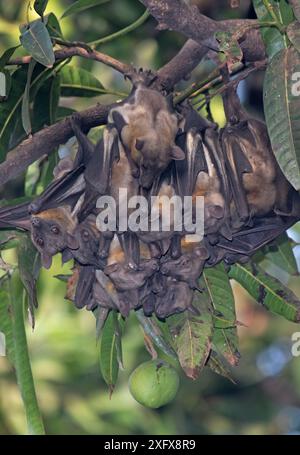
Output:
[{"xmin": 0, "ymin": 69, "xmax": 299, "ymax": 320}]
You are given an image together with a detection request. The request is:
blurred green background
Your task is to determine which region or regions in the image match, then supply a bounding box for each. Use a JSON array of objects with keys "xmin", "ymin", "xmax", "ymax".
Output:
[{"xmin": 1, "ymin": 0, "xmax": 300, "ymax": 435}]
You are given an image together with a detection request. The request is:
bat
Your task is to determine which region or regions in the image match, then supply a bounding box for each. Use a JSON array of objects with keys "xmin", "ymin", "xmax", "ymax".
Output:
[
  {"xmin": 0, "ymin": 163, "xmax": 86, "ymax": 269},
  {"xmin": 220, "ymin": 82, "xmax": 292, "ymax": 226},
  {"xmin": 108, "ymin": 68, "xmax": 185, "ymax": 189}
]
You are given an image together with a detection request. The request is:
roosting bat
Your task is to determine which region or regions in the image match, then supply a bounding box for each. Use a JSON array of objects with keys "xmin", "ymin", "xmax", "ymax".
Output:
[
  {"xmin": 108, "ymin": 69, "xmax": 185, "ymax": 189},
  {"xmin": 220, "ymin": 82, "xmax": 292, "ymax": 226}
]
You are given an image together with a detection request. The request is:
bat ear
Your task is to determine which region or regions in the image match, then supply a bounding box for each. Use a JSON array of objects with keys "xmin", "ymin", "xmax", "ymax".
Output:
[
  {"xmin": 170, "ymin": 146, "xmax": 185, "ymax": 161},
  {"xmin": 41, "ymin": 252, "xmax": 53, "ymax": 270}
]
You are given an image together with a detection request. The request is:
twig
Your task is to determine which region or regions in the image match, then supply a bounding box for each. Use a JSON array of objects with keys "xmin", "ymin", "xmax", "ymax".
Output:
[
  {"xmin": 89, "ymin": 9, "xmax": 150, "ymax": 48},
  {"xmin": 8, "ymin": 46, "xmax": 132, "ymax": 75}
]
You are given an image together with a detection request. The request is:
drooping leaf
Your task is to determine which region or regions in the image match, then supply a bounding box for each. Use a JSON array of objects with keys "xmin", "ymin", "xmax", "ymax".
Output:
[
  {"xmin": 206, "ymin": 350, "xmax": 235, "ymax": 383},
  {"xmin": 21, "ymin": 60, "xmax": 36, "ymax": 135},
  {"xmin": 229, "ymin": 263, "xmax": 300, "ymax": 322},
  {"xmin": 287, "ymin": 21, "xmax": 300, "ymax": 52},
  {"xmin": 17, "ymin": 235, "xmax": 41, "ymax": 329},
  {"xmin": 0, "ymin": 276, "xmax": 16, "ymax": 365},
  {"xmin": 203, "ymin": 265, "xmax": 240, "ymax": 366},
  {"xmin": 0, "ymin": 68, "xmax": 27, "ymax": 159},
  {"xmin": 20, "ymin": 19, "xmax": 55, "ymax": 68},
  {"xmin": 136, "ymin": 309, "xmax": 177, "ymax": 360},
  {"xmin": 34, "ymin": 0, "xmax": 49, "ymax": 17},
  {"xmin": 263, "ymin": 233, "xmax": 298, "ymax": 275},
  {"xmin": 33, "ymin": 74, "xmax": 61, "ymax": 131},
  {"xmin": 167, "ymin": 287, "xmax": 213, "ymax": 379},
  {"xmin": 9, "ymin": 270, "xmax": 45, "ymax": 435},
  {"xmin": 46, "ymin": 13, "xmax": 63, "ymax": 39},
  {"xmin": 0, "ymin": 45, "xmax": 20, "ymax": 71},
  {"xmin": 252, "ymin": 0, "xmax": 286, "ymax": 58},
  {"xmin": 60, "ymin": 66, "xmax": 106, "ymax": 97},
  {"xmin": 61, "ymin": 0, "xmax": 111, "ymax": 19},
  {"xmin": 99, "ymin": 311, "xmax": 123, "ymax": 395},
  {"xmin": 264, "ymin": 46, "xmax": 300, "ymax": 190}
]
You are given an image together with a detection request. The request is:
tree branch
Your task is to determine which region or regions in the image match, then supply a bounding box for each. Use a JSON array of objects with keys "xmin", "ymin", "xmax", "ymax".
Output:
[
  {"xmin": 0, "ymin": 104, "xmax": 110, "ymax": 187},
  {"xmin": 140, "ymin": 0, "xmax": 266, "ymax": 61},
  {"xmin": 157, "ymin": 39, "xmax": 209, "ymax": 91},
  {"xmin": 9, "ymin": 46, "xmax": 132, "ymax": 75}
]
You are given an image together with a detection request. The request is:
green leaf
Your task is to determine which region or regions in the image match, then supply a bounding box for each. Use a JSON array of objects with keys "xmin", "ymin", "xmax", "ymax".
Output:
[
  {"xmin": 99, "ymin": 311, "xmax": 123, "ymax": 395},
  {"xmin": 167, "ymin": 287, "xmax": 213, "ymax": 379},
  {"xmin": 215, "ymin": 31, "xmax": 243, "ymax": 67},
  {"xmin": 206, "ymin": 351, "xmax": 235, "ymax": 383},
  {"xmin": 264, "ymin": 46, "xmax": 300, "ymax": 190},
  {"xmin": 203, "ymin": 265, "xmax": 240, "ymax": 366},
  {"xmin": 34, "ymin": 0, "xmax": 49, "ymax": 17},
  {"xmin": 0, "ymin": 45, "xmax": 20, "ymax": 71},
  {"xmin": 264, "ymin": 233, "xmax": 298, "ymax": 275},
  {"xmin": 9, "ymin": 271, "xmax": 45, "ymax": 435},
  {"xmin": 33, "ymin": 74, "xmax": 61, "ymax": 130},
  {"xmin": 136, "ymin": 309, "xmax": 177, "ymax": 360},
  {"xmin": 20, "ymin": 19, "xmax": 55, "ymax": 68},
  {"xmin": 17, "ymin": 235, "xmax": 41, "ymax": 329},
  {"xmin": 229, "ymin": 263, "xmax": 300, "ymax": 322},
  {"xmin": 21, "ymin": 60, "xmax": 36, "ymax": 135},
  {"xmin": 60, "ymin": 66, "xmax": 106, "ymax": 97},
  {"xmin": 287, "ymin": 21, "xmax": 300, "ymax": 51},
  {"xmin": 0, "ymin": 231, "xmax": 19, "ymax": 250},
  {"xmin": 0, "ymin": 68, "xmax": 27, "ymax": 160},
  {"xmin": 61, "ymin": 0, "xmax": 111, "ymax": 19},
  {"xmin": 0, "ymin": 276, "xmax": 16, "ymax": 365},
  {"xmin": 46, "ymin": 13, "xmax": 63, "ymax": 39},
  {"xmin": 252, "ymin": 0, "xmax": 286, "ymax": 58}
]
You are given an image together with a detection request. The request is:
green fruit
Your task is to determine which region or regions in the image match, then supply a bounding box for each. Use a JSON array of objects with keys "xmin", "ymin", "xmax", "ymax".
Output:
[{"xmin": 129, "ymin": 359, "xmax": 180, "ymax": 409}]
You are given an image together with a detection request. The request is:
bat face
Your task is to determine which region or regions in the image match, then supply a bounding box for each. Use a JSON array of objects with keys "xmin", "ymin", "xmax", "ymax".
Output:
[
  {"xmin": 30, "ymin": 208, "xmax": 79, "ymax": 269},
  {"xmin": 155, "ymin": 275, "xmax": 194, "ymax": 319},
  {"xmin": 104, "ymin": 258, "xmax": 159, "ymax": 292},
  {"xmin": 161, "ymin": 246, "xmax": 209, "ymax": 289}
]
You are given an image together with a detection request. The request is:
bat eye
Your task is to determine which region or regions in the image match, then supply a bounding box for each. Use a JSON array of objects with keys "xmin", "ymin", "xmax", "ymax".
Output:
[
  {"xmin": 37, "ymin": 238, "xmax": 44, "ymax": 247},
  {"xmin": 51, "ymin": 226, "xmax": 60, "ymax": 235}
]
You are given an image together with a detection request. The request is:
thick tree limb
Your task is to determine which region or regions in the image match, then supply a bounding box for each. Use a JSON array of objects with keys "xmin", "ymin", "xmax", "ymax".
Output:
[
  {"xmin": 157, "ymin": 39, "xmax": 209, "ymax": 91},
  {"xmin": 140, "ymin": 0, "xmax": 266, "ymax": 61},
  {"xmin": 0, "ymin": 104, "xmax": 110, "ymax": 187}
]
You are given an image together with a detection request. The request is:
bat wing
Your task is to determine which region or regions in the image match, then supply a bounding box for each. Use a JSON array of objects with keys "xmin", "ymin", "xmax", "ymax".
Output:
[
  {"xmin": 29, "ymin": 165, "xmax": 85, "ymax": 214},
  {"xmin": 85, "ymin": 127, "xmax": 119, "ymax": 196},
  {"xmin": 0, "ymin": 201, "xmax": 31, "ymax": 231},
  {"xmin": 175, "ymin": 128, "xmax": 208, "ymax": 197},
  {"xmin": 220, "ymin": 130, "xmax": 252, "ymax": 222},
  {"xmin": 216, "ymin": 216, "xmax": 298, "ymax": 256},
  {"xmin": 74, "ymin": 264, "xmax": 95, "ymax": 309}
]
